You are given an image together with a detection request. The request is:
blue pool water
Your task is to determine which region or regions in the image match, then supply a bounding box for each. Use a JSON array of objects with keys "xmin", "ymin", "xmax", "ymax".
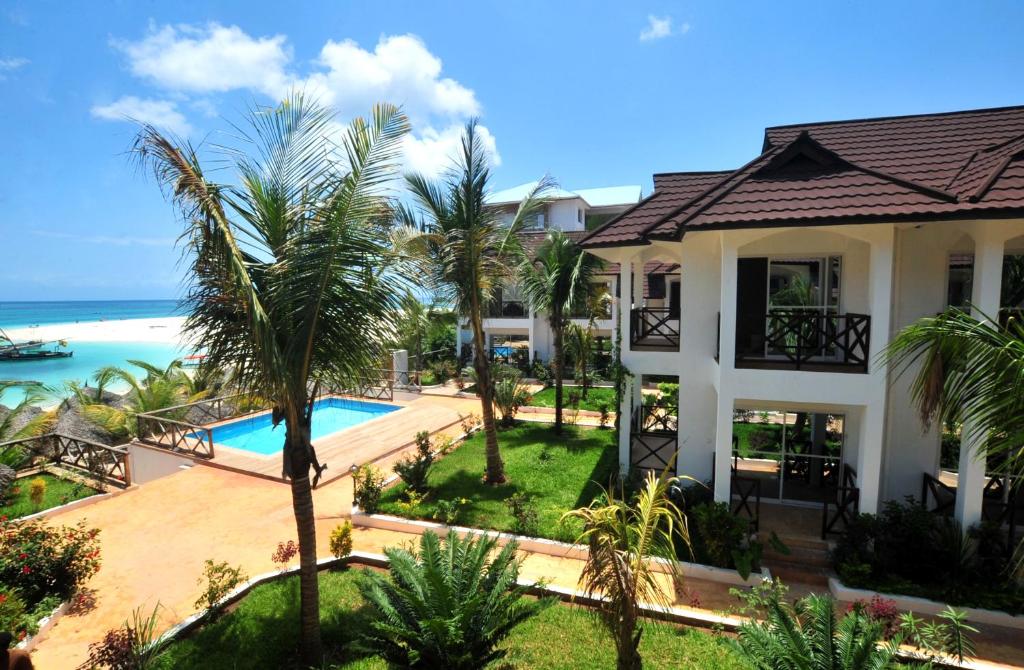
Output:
[{"xmin": 207, "ymin": 397, "xmax": 401, "ymax": 455}]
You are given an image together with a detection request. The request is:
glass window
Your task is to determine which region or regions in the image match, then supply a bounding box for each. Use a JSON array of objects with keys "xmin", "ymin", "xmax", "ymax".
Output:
[
  {"xmin": 768, "ymin": 257, "xmax": 840, "ymax": 310},
  {"xmin": 947, "ymin": 254, "xmax": 973, "ymax": 308}
]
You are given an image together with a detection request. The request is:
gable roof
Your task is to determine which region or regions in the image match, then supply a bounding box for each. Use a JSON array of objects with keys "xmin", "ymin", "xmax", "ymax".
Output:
[
  {"xmin": 582, "ymin": 105, "xmax": 1024, "ymax": 248},
  {"xmin": 486, "ymin": 181, "xmax": 642, "ymax": 208}
]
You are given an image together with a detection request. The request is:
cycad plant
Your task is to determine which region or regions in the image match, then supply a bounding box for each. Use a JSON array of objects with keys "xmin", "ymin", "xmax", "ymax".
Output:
[
  {"xmin": 358, "ymin": 529, "xmax": 550, "ymax": 669},
  {"xmin": 732, "ymin": 592, "xmax": 898, "ymax": 670},
  {"xmin": 398, "ymin": 120, "xmax": 551, "ymax": 483},
  {"xmin": 76, "ymin": 360, "xmax": 208, "ymax": 439},
  {"xmin": 133, "ymin": 94, "xmax": 409, "ymax": 663},
  {"xmin": 562, "ymin": 468, "xmax": 691, "ymax": 670},
  {"xmin": 518, "ymin": 229, "xmax": 603, "ymax": 432}
]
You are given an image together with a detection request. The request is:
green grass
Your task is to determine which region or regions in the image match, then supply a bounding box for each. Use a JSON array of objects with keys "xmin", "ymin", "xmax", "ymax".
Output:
[
  {"xmin": 0, "ymin": 473, "xmax": 98, "ymax": 519},
  {"xmin": 378, "ymin": 423, "xmax": 617, "ymax": 541},
  {"xmin": 527, "ymin": 385, "xmax": 617, "ymax": 413},
  {"xmin": 732, "ymin": 422, "xmax": 783, "ymax": 458},
  {"xmin": 156, "ymin": 569, "xmax": 746, "ymax": 670}
]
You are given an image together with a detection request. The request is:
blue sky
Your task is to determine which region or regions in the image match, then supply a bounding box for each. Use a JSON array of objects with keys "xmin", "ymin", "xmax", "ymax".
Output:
[{"xmin": 2, "ymin": 1, "xmax": 1023, "ymax": 300}]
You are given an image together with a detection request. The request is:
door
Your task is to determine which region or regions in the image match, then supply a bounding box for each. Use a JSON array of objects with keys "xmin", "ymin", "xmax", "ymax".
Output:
[
  {"xmin": 735, "ymin": 258, "xmax": 768, "ymax": 358},
  {"xmin": 668, "ymin": 281, "xmax": 681, "ymax": 319}
]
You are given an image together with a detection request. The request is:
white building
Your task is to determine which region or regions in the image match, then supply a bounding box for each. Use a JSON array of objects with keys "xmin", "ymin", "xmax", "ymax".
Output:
[
  {"xmin": 455, "ymin": 182, "xmax": 642, "ymax": 370},
  {"xmin": 580, "ymin": 105, "xmax": 1024, "ymax": 538}
]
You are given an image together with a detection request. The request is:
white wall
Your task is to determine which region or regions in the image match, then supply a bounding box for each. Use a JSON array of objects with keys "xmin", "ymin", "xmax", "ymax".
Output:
[{"xmin": 548, "ymin": 198, "xmax": 586, "ymax": 232}]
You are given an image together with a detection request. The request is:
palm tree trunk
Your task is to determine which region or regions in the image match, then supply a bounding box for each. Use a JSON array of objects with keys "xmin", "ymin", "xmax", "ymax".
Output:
[
  {"xmin": 553, "ymin": 320, "xmax": 564, "ymax": 434},
  {"xmin": 470, "ymin": 310, "xmax": 505, "ymax": 483},
  {"xmin": 616, "ymin": 608, "xmax": 642, "ymax": 670},
  {"xmin": 285, "ymin": 414, "xmax": 323, "ymax": 665}
]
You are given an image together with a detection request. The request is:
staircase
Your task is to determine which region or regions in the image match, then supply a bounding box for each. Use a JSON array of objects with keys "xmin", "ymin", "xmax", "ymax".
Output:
[{"xmin": 759, "ymin": 532, "xmax": 834, "ymax": 589}]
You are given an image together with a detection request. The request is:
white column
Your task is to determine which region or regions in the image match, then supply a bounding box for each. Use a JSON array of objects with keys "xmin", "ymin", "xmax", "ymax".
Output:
[
  {"xmin": 618, "ymin": 372, "xmax": 635, "ymax": 475},
  {"xmin": 713, "ymin": 234, "xmax": 739, "ymax": 502},
  {"xmin": 527, "ymin": 308, "xmax": 536, "ymax": 365},
  {"xmin": 619, "ymin": 258, "xmax": 634, "ymax": 355},
  {"xmin": 956, "ymin": 224, "xmax": 1005, "ymax": 528},
  {"xmin": 713, "ymin": 388, "xmax": 735, "ymax": 502},
  {"xmin": 858, "ymin": 226, "xmax": 895, "ymax": 514},
  {"xmin": 610, "ymin": 275, "xmax": 619, "ymax": 340}
]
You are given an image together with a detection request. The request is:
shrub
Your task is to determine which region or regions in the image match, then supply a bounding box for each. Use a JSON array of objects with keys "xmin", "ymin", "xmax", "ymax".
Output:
[
  {"xmin": 358, "ymin": 530, "xmax": 551, "ymax": 669},
  {"xmin": 393, "ymin": 431, "xmax": 434, "ymax": 493},
  {"xmin": 0, "ymin": 517, "xmax": 101, "ymax": 606},
  {"xmin": 848, "ymin": 594, "xmax": 900, "ymax": 638},
  {"xmin": 505, "ymin": 492, "xmax": 539, "ymax": 536},
  {"xmin": 28, "ymin": 477, "xmax": 46, "ymax": 508},
  {"xmin": 435, "ymin": 498, "xmax": 468, "ymax": 526},
  {"xmin": 0, "ymin": 588, "xmax": 28, "ymax": 641},
  {"xmin": 687, "ymin": 502, "xmax": 762, "ymax": 577},
  {"xmin": 428, "ymin": 359, "xmax": 456, "ymax": 385},
  {"xmin": 80, "ymin": 604, "xmax": 165, "ymax": 670},
  {"xmin": 329, "ymin": 521, "xmax": 353, "ymax": 559},
  {"xmin": 656, "ymin": 382, "xmax": 678, "ymax": 407},
  {"xmin": 194, "ymin": 560, "xmax": 247, "ymax": 612},
  {"xmin": 597, "ymin": 402, "xmax": 611, "ymax": 428},
  {"xmin": 270, "ymin": 540, "xmax": 297, "ymax": 569},
  {"xmin": 530, "ymin": 353, "xmax": 551, "ymax": 385},
  {"xmin": 459, "ymin": 413, "xmax": 480, "ymax": 435},
  {"xmin": 352, "ymin": 464, "xmax": 385, "ymax": 514},
  {"xmin": 434, "ymin": 435, "xmax": 456, "ymax": 456}
]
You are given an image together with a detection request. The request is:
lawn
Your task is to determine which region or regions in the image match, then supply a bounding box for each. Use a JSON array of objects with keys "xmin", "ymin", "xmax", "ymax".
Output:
[
  {"xmin": 0, "ymin": 472, "xmax": 98, "ymax": 519},
  {"xmin": 155, "ymin": 569, "xmax": 746, "ymax": 670},
  {"xmin": 527, "ymin": 385, "xmax": 617, "ymax": 412},
  {"xmin": 377, "ymin": 422, "xmax": 617, "ymax": 541}
]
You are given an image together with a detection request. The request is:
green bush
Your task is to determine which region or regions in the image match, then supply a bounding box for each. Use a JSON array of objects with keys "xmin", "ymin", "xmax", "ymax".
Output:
[
  {"xmin": 195, "ymin": 560, "xmax": 247, "ymax": 612},
  {"xmin": 0, "ymin": 517, "xmax": 101, "ymax": 607},
  {"xmin": 506, "ymin": 492, "xmax": 540, "ymax": 536},
  {"xmin": 656, "ymin": 382, "xmax": 678, "ymax": 406},
  {"xmin": 393, "ymin": 431, "xmax": 434, "ymax": 493},
  {"xmin": 688, "ymin": 502, "xmax": 757, "ymax": 574},
  {"xmin": 493, "ymin": 372, "xmax": 530, "ymax": 427},
  {"xmin": 358, "ymin": 530, "xmax": 551, "ymax": 669},
  {"xmin": 353, "ymin": 464, "xmax": 385, "ymax": 514}
]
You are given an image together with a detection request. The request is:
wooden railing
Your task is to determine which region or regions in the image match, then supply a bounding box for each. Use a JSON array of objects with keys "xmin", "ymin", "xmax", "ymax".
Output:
[
  {"xmin": 630, "ymin": 308, "xmax": 680, "ymax": 349},
  {"xmin": 737, "ymin": 310, "xmax": 870, "ymax": 372},
  {"xmin": 821, "ymin": 465, "xmax": 859, "ymax": 538},
  {"xmin": 0, "ymin": 433, "xmax": 131, "ymax": 488},
  {"xmin": 136, "ymin": 413, "xmax": 216, "ymax": 459},
  {"xmin": 921, "ymin": 472, "xmax": 956, "ymax": 515},
  {"xmin": 632, "ymin": 401, "xmax": 678, "ymax": 435}
]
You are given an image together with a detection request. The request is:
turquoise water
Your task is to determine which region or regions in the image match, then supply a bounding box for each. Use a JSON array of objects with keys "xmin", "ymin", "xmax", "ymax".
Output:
[
  {"xmin": 0, "ymin": 300, "xmax": 179, "ymax": 329},
  {"xmin": 206, "ymin": 397, "xmax": 401, "ymax": 455}
]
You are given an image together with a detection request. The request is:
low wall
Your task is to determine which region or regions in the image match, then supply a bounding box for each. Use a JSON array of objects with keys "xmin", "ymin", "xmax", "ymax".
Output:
[
  {"xmin": 351, "ymin": 507, "xmax": 769, "ymax": 587},
  {"xmin": 128, "ymin": 442, "xmax": 196, "ymax": 484}
]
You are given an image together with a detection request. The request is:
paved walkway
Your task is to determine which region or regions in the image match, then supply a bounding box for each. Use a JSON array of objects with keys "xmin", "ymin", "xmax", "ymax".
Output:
[{"xmin": 26, "ymin": 402, "xmax": 1024, "ymax": 669}]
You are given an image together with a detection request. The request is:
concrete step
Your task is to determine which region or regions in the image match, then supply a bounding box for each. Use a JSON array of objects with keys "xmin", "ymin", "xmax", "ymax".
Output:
[
  {"xmin": 759, "ymin": 533, "xmax": 832, "ymax": 569},
  {"xmin": 763, "ymin": 561, "xmax": 834, "ymax": 588}
]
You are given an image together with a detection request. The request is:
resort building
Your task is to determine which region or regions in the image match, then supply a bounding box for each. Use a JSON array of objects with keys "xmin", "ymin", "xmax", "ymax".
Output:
[
  {"xmin": 580, "ymin": 105, "xmax": 1024, "ymax": 536},
  {"xmin": 455, "ymin": 182, "xmax": 642, "ymax": 370}
]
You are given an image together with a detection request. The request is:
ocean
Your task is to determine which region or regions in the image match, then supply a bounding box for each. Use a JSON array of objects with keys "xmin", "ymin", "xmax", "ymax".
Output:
[
  {"xmin": 0, "ymin": 300, "xmax": 185, "ymax": 405},
  {"xmin": 0, "ymin": 300, "xmax": 180, "ymax": 329}
]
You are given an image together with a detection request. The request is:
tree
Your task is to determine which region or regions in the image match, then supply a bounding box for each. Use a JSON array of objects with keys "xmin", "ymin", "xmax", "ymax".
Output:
[
  {"xmin": 398, "ymin": 120, "xmax": 550, "ymax": 483},
  {"xmin": 133, "ymin": 95, "xmax": 409, "ymax": 664},
  {"xmin": 565, "ymin": 322, "xmax": 595, "ymax": 399},
  {"xmin": 885, "ymin": 308, "xmax": 1024, "ymax": 476},
  {"xmin": 358, "ymin": 530, "xmax": 550, "ymax": 669},
  {"xmin": 76, "ymin": 360, "xmax": 209, "ymax": 439},
  {"xmin": 562, "ymin": 468, "xmax": 691, "ymax": 670},
  {"xmin": 0, "ymin": 382, "xmax": 58, "ymax": 470},
  {"xmin": 518, "ymin": 230, "xmax": 603, "ymax": 432}
]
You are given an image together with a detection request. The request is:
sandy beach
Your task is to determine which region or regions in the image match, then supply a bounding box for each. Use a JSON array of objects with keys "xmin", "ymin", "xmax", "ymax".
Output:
[{"xmin": 5, "ymin": 316, "xmax": 186, "ymax": 345}]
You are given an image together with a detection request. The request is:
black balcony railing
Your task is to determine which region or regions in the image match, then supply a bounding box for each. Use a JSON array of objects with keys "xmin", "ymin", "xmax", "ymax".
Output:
[
  {"xmin": 736, "ymin": 310, "xmax": 870, "ymax": 373},
  {"xmin": 485, "ymin": 301, "xmax": 528, "ymax": 318},
  {"xmin": 630, "ymin": 307, "xmax": 680, "ymax": 349}
]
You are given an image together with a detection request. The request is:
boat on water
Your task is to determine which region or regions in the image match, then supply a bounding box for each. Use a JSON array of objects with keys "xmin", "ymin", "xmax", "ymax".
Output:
[{"xmin": 0, "ymin": 328, "xmax": 73, "ymax": 361}]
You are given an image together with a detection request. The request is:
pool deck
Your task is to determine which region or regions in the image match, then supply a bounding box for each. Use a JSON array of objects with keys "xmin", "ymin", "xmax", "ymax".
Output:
[{"xmin": 176, "ymin": 392, "xmax": 473, "ymax": 484}]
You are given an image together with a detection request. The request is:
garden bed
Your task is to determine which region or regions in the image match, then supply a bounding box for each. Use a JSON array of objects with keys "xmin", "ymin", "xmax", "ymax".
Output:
[
  {"xmin": 1, "ymin": 471, "xmax": 99, "ymax": 519},
  {"xmin": 376, "ymin": 422, "xmax": 617, "ymax": 542},
  {"xmin": 526, "ymin": 386, "xmax": 617, "ymax": 413},
  {"xmin": 153, "ymin": 564, "xmax": 746, "ymax": 670}
]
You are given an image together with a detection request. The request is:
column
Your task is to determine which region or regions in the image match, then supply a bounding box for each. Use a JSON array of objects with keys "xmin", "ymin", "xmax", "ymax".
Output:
[
  {"xmin": 717, "ymin": 237, "xmax": 738, "ymax": 372},
  {"xmin": 858, "ymin": 226, "xmax": 895, "ymax": 514},
  {"xmin": 956, "ymin": 224, "xmax": 1005, "ymax": 529},
  {"xmin": 617, "ymin": 372, "xmax": 635, "ymax": 475},
  {"xmin": 619, "ymin": 258, "xmax": 633, "ymax": 354},
  {"xmin": 713, "ymin": 388, "xmax": 734, "ymax": 502},
  {"xmin": 527, "ymin": 308, "xmax": 536, "ymax": 365},
  {"xmin": 713, "ymin": 234, "xmax": 739, "ymax": 502}
]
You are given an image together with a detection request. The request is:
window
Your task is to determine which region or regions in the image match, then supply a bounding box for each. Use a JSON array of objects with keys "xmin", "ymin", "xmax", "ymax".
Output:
[
  {"xmin": 768, "ymin": 256, "xmax": 841, "ymax": 312},
  {"xmin": 577, "ymin": 208, "xmax": 583, "ymax": 223},
  {"xmin": 945, "ymin": 253, "xmax": 1024, "ymax": 309}
]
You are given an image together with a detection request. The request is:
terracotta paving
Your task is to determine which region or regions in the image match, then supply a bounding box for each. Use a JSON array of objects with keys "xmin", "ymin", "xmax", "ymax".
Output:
[{"xmin": 24, "ymin": 394, "xmax": 1024, "ymax": 669}]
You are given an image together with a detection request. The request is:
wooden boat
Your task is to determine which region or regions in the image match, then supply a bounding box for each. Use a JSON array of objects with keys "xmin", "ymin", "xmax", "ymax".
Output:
[{"xmin": 0, "ymin": 328, "xmax": 73, "ymax": 361}]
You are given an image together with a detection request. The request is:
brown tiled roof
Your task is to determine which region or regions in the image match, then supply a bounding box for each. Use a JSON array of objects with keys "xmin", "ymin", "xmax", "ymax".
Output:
[{"xmin": 581, "ymin": 105, "xmax": 1024, "ymax": 248}]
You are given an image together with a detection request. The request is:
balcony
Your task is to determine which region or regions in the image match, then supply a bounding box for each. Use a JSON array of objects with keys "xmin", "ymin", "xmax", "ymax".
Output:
[
  {"xmin": 484, "ymin": 300, "xmax": 528, "ymax": 318},
  {"xmin": 630, "ymin": 307, "xmax": 680, "ymax": 350},
  {"xmin": 734, "ymin": 310, "xmax": 870, "ymax": 373}
]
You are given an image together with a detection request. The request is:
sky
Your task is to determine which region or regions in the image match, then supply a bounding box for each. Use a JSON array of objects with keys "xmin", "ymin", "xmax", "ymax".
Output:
[{"xmin": 1, "ymin": 0, "xmax": 1023, "ymax": 301}]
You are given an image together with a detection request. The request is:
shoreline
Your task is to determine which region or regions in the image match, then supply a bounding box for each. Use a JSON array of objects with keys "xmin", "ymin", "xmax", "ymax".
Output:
[{"xmin": 4, "ymin": 316, "xmax": 187, "ymax": 345}]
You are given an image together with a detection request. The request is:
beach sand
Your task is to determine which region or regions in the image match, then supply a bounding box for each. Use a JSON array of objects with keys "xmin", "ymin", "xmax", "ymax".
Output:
[{"xmin": 5, "ymin": 316, "xmax": 186, "ymax": 345}]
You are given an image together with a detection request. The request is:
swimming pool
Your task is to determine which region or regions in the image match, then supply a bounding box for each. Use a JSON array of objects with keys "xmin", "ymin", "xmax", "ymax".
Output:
[{"xmin": 207, "ymin": 397, "xmax": 401, "ymax": 455}]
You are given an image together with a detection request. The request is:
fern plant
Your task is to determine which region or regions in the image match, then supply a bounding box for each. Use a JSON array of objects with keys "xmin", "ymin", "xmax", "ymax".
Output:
[
  {"xmin": 732, "ymin": 591, "xmax": 899, "ymax": 670},
  {"xmin": 357, "ymin": 529, "xmax": 550, "ymax": 669}
]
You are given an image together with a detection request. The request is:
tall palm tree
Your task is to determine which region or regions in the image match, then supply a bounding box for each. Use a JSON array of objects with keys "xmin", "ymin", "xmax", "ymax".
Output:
[
  {"xmin": 885, "ymin": 308, "xmax": 1024, "ymax": 473},
  {"xmin": 518, "ymin": 230, "xmax": 603, "ymax": 432},
  {"xmin": 398, "ymin": 120, "xmax": 550, "ymax": 484},
  {"xmin": 133, "ymin": 95, "xmax": 409, "ymax": 663},
  {"xmin": 562, "ymin": 468, "xmax": 690, "ymax": 670}
]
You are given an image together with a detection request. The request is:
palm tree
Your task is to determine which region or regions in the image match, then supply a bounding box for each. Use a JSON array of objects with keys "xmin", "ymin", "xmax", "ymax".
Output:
[
  {"xmin": 565, "ymin": 322, "xmax": 595, "ymax": 399},
  {"xmin": 133, "ymin": 95, "xmax": 409, "ymax": 664},
  {"xmin": 398, "ymin": 120, "xmax": 550, "ymax": 484},
  {"xmin": 885, "ymin": 308, "xmax": 1024, "ymax": 474},
  {"xmin": 562, "ymin": 468, "xmax": 690, "ymax": 670},
  {"xmin": 76, "ymin": 360, "xmax": 209, "ymax": 439},
  {"xmin": 518, "ymin": 230, "xmax": 603, "ymax": 432},
  {"xmin": 397, "ymin": 290, "xmax": 434, "ymax": 375},
  {"xmin": 732, "ymin": 592, "xmax": 898, "ymax": 670}
]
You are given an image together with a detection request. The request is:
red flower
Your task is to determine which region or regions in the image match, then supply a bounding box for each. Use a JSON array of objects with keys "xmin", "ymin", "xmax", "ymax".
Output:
[
  {"xmin": 0, "ymin": 594, "xmax": 7, "ymax": 604},
  {"xmin": 18, "ymin": 553, "xmax": 27, "ymax": 560},
  {"xmin": 21, "ymin": 566, "xmax": 31, "ymax": 574}
]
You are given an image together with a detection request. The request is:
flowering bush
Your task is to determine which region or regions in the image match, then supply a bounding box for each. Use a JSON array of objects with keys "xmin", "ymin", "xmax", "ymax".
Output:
[
  {"xmin": 848, "ymin": 594, "xmax": 900, "ymax": 638},
  {"xmin": 271, "ymin": 540, "xmax": 298, "ymax": 568},
  {"xmin": 0, "ymin": 516, "xmax": 101, "ymax": 607},
  {"xmin": 0, "ymin": 588, "xmax": 27, "ymax": 640}
]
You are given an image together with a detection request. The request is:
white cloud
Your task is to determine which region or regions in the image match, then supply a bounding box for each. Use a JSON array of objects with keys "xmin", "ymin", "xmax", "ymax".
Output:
[
  {"xmin": 640, "ymin": 15, "xmax": 685, "ymax": 41},
  {"xmin": 403, "ymin": 123, "xmax": 500, "ymax": 177},
  {"xmin": 90, "ymin": 96, "xmax": 193, "ymax": 135},
  {"xmin": 0, "ymin": 56, "xmax": 28, "ymax": 80},
  {"xmin": 31, "ymin": 230, "xmax": 177, "ymax": 247},
  {"xmin": 112, "ymin": 22, "xmax": 291, "ymax": 95}
]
